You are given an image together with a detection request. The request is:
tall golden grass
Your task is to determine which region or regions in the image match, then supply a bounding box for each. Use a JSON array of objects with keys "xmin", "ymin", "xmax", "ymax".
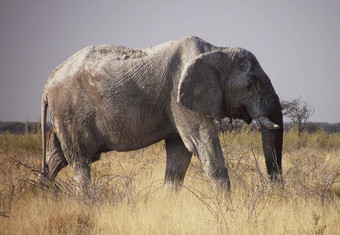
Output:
[{"xmin": 0, "ymin": 127, "xmax": 339, "ymax": 234}]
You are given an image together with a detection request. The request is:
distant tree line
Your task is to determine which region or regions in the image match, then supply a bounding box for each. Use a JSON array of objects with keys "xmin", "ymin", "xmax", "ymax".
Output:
[
  {"xmin": 215, "ymin": 119, "xmax": 340, "ymax": 133},
  {"xmin": 283, "ymin": 122, "xmax": 340, "ymax": 133},
  {"xmin": 0, "ymin": 121, "xmax": 51, "ymax": 135}
]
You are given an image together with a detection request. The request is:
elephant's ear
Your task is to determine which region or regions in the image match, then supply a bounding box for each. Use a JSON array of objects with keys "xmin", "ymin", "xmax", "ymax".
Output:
[{"xmin": 177, "ymin": 51, "xmax": 227, "ymax": 120}]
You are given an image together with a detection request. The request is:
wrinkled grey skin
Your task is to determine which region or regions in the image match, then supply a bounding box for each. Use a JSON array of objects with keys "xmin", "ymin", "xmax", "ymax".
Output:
[{"xmin": 40, "ymin": 36, "xmax": 283, "ymax": 193}]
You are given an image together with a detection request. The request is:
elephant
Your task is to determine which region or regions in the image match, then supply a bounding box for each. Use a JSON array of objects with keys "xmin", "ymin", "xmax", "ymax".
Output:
[{"xmin": 40, "ymin": 36, "xmax": 283, "ymax": 194}]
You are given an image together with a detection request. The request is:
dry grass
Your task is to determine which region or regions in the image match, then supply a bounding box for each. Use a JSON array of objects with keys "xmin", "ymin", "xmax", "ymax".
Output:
[{"xmin": 0, "ymin": 128, "xmax": 339, "ymax": 234}]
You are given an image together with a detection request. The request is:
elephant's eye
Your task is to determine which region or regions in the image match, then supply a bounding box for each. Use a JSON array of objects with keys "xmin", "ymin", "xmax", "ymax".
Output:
[{"xmin": 245, "ymin": 81, "xmax": 252, "ymax": 90}]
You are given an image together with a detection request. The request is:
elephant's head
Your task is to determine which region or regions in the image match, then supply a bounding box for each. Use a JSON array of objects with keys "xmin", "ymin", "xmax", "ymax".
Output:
[{"xmin": 177, "ymin": 48, "xmax": 283, "ymax": 181}]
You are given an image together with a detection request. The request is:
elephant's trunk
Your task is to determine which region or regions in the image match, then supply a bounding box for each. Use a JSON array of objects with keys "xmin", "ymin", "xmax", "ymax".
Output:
[
  {"xmin": 246, "ymin": 91, "xmax": 283, "ymax": 182},
  {"xmin": 260, "ymin": 119, "xmax": 283, "ymax": 181},
  {"xmin": 258, "ymin": 99, "xmax": 283, "ymax": 182}
]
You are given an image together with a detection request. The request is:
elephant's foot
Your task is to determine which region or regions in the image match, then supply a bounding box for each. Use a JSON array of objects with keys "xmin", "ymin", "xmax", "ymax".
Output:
[
  {"xmin": 163, "ymin": 181, "xmax": 183, "ymax": 193},
  {"xmin": 212, "ymin": 177, "xmax": 231, "ymax": 198},
  {"xmin": 36, "ymin": 172, "xmax": 53, "ymax": 187}
]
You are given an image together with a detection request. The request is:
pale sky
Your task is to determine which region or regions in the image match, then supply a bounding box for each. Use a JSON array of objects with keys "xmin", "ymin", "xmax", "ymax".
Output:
[{"xmin": 0, "ymin": 0, "xmax": 339, "ymax": 123}]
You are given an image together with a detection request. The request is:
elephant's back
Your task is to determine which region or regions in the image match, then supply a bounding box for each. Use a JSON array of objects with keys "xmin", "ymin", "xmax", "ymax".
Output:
[
  {"xmin": 85, "ymin": 45, "xmax": 147, "ymax": 61},
  {"xmin": 45, "ymin": 45, "xmax": 148, "ymax": 86},
  {"xmin": 44, "ymin": 36, "xmax": 213, "ymax": 89}
]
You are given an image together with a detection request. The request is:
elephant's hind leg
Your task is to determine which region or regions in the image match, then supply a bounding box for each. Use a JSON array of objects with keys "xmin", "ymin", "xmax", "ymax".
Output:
[
  {"xmin": 164, "ymin": 137, "xmax": 192, "ymax": 192},
  {"xmin": 46, "ymin": 131, "xmax": 68, "ymax": 181},
  {"xmin": 60, "ymin": 146, "xmax": 92, "ymax": 195}
]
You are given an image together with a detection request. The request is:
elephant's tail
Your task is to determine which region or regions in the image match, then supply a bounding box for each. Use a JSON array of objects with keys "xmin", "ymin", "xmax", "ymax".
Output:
[{"xmin": 41, "ymin": 94, "xmax": 48, "ymax": 176}]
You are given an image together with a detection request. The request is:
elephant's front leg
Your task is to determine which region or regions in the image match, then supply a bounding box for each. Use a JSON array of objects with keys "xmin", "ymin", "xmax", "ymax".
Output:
[
  {"xmin": 176, "ymin": 115, "xmax": 231, "ymax": 192},
  {"xmin": 195, "ymin": 136, "xmax": 231, "ymax": 191},
  {"xmin": 164, "ymin": 137, "xmax": 192, "ymax": 192}
]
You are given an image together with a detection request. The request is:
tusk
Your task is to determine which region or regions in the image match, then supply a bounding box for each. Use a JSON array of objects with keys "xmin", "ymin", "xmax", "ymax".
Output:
[{"xmin": 257, "ymin": 116, "xmax": 280, "ymax": 129}]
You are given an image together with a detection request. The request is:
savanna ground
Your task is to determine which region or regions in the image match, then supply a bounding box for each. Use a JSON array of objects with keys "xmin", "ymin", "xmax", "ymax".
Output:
[{"xmin": 0, "ymin": 127, "xmax": 339, "ymax": 234}]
